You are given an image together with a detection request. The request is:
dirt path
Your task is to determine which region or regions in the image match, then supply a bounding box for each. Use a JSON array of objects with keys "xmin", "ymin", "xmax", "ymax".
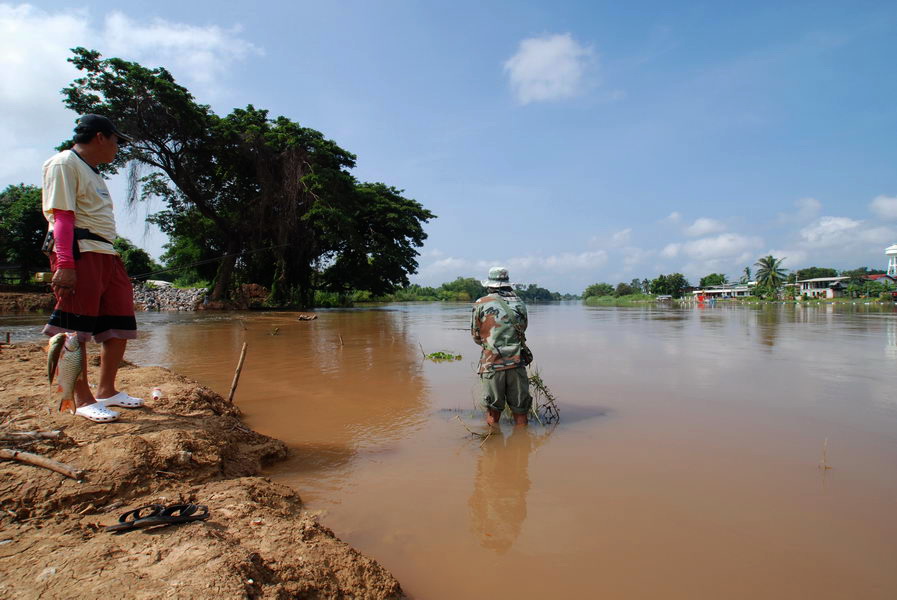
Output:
[{"xmin": 0, "ymin": 343, "xmax": 403, "ymax": 599}]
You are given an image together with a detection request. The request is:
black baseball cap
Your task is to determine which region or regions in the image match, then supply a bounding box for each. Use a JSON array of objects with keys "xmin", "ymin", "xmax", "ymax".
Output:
[{"xmin": 74, "ymin": 114, "xmax": 133, "ymax": 145}]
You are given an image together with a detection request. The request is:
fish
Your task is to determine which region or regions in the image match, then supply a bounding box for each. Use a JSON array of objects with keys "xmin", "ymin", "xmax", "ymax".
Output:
[
  {"xmin": 47, "ymin": 332, "xmax": 84, "ymax": 413},
  {"xmin": 46, "ymin": 333, "xmax": 66, "ymax": 384}
]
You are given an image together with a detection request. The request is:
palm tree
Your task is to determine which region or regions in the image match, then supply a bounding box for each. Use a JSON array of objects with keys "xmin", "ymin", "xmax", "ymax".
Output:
[
  {"xmin": 754, "ymin": 255, "xmax": 787, "ymax": 294},
  {"xmin": 741, "ymin": 266, "xmax": 752, "ymax": 284}
]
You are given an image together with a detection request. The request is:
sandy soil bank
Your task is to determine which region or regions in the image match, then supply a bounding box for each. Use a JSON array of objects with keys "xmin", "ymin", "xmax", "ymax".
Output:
[
  {"xmin": 0, "ymin": 343, "xmax": 403, "ymax": 599},
  {"xmin": 0, "ymin": 293, "xmax": 55, "ymax": 313}
]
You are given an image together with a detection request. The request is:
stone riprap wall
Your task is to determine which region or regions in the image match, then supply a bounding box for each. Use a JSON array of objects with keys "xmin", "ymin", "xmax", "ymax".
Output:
[{"xmin": 133, "ymin": 283, "xmax": 206, "ymax": 311}]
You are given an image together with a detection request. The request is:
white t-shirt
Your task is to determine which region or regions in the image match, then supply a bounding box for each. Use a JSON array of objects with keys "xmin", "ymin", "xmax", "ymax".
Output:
[{"xmin": 41, "ymin": 150, "xmax": 117, "ymax": 256}]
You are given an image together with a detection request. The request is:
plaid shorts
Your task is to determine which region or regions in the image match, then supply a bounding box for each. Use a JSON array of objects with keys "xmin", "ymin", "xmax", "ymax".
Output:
[{"xmin": 43, "ymin": 252, "xmax": 137, "ymax": 343}]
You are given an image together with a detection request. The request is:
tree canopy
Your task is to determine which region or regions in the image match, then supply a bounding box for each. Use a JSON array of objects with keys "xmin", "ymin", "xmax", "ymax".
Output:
[
  {"xmin": 0, "ymin": 184, "xmax": 46, "ymax": 281},
  {"xmin": 60, "ymin": 48, "xmax": 434, "ymax": 306},
  {"xmin": 754, "ymin": 255, "xmax": 787, "ymax": 293},
  {"xmin": 795, "ymin": 266, "xmax": 838, "ymax": 280},
  {"xmin": 699, "ymin": 273, "xmax": 727, "ymax": 287}
]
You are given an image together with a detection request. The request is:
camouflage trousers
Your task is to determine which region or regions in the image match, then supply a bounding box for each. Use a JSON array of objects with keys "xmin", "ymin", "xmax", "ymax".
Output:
[{"xmin": 480, "ymin": 366, "xmax": 532, "ymax": 415}]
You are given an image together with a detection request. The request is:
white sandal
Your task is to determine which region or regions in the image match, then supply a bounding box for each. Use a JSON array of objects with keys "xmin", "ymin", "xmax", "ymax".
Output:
[
  {"xmin": 96, "ymin": 391, "xmax": 145, "ymax": 409},
  {"xmin": 75, "ymin": 403, "xmax": 120, "ymax": 423}
]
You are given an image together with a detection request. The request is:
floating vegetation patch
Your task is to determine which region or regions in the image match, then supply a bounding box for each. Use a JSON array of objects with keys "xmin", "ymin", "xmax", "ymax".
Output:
[
  {"xmin": 426, "ymin": 351, "xmax": 463, "ymax": 362},
  {"xmin": 528, "ymin": 369, "xmax": 560, "ymax": 425}
]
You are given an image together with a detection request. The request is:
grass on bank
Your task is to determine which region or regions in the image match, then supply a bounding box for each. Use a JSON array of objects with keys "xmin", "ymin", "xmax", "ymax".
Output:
[{"xmin": 583, "ymin": 293, "xmax": 655, "ymax": 306}]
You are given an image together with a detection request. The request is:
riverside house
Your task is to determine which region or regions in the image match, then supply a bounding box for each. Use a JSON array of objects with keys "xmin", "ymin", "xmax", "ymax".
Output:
[
  {"xmin": 691, "ymin": 283, "xmax": 754, "ymax": 299},
  {"xmin": 797, "ymin": 276, "xmax": 849, "ymax": 299}
]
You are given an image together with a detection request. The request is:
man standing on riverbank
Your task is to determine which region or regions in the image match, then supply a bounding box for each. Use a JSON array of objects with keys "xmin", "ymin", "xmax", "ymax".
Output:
[
  {"xmin": 471, "ymin": 267, "xmax": 532, "ymax": 427},
  {"xmin": 42, "ymin": 114, "xmax": 143, "ymax": 423}
]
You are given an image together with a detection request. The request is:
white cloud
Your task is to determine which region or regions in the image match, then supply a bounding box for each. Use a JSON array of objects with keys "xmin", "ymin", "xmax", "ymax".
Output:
[
  {"xmin": 684, "ymin": 217, "xmax": 726, "ymax": 237},
  {"xmin": 777, "ymin": 197, "xmax": 822, "ymax": 225},
  {"xmin": 610, "ymin": 228, "xmax": 631, "ymax": 246},
  {"xmin": 799, "ymin": 216, "xmax": 860, "ymax": 246},
  {"xmin": 0, "ymin": 4, "xmax": 261, "ymax": 183},
  {"xmin": 681, "ymin": 233, "xmax": 763, "ymax": 261},
  {"xmin": 504, "ymin": 33, "xmax": 593, "ymax": 104},
  {"xmin": 660, "ymin": 243, "xmax": 680, "ymax": 258},
  {"xmin": 664, "ymin": 211, "xmax": 682, "ymax": 223},
  {"xmin": 870, "ymin": 195, "xmax": 897, "ymax": 220},
  {"xmin": 102, "ymin": 12, "xmax": 262, "ymax": 87}
]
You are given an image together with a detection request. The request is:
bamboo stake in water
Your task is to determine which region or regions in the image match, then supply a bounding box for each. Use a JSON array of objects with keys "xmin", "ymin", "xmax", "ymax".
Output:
[
  {"xmin": 818, "ymin": 438, "xmax": 832, "ymax": 470},
  {"xmin": 227, "ymin": 342, "xmax": 248, "ymax": 404}
]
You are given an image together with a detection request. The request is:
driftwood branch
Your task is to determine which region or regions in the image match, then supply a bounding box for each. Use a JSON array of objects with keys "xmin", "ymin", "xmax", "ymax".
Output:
[
  {"xmin": 227, "ymin": 342, "xmax": 248, "ymax": 404},
  {"xmin": 0, "ymin": 430, "xmax": 63, "ymax": 442},
  {"xmin": 0, "ymin": 449, "xmax": 83, "ymax": 479}
]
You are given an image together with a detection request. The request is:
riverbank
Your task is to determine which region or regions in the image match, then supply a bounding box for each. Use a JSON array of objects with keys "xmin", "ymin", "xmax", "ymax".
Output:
[{"xmin": 0, "ymin": 343, "xmax": 403, "ymax": 599}]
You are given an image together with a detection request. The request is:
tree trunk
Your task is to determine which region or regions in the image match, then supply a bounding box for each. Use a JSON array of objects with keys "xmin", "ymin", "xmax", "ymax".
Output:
[{"xmin": 210, "ymin": 238, "xmax": 241, "ymax": 301}]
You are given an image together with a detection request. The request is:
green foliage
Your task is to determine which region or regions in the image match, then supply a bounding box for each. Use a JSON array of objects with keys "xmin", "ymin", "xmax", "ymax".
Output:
[
  {"xmin": 795, "ymin": 266, "xmax": 838, "ymax": 280},
  {"xmin": 583, "ymin": 282, "xmax": 614, "ymax": 298},
  {"xmin": 514, "ymin": 283, "xmax": 561, "ymax": 302},
  {"xmin": 0, "ymin": 184, "xmax": 46, "ymax": 281},
  {"xmin": 614, "ymin": 282, "xmax": 634, "ymax": 296},
  {"xmin": 699, "ymin": 273, "xmax": 727, "ymax": 287},
  {"xmin": 650, "ymin": 273, "xmax": 690, "ymax": 298},
  {"xmin": 439, "ymin": 277, "xmax": 486, "ymax": 301},
  {"xmin": 425, "ymin": 351, "xmax": 462, "ymax": 361},
  {"xmin": 754, "ymin": 255, "xmax": 787, "ymax": 293},
  {"xmin": 61, "ymin": 48, "xmax": 434, "ymax": 307},
  {"xmin": 740, "ymin": 266, "xmax": 752, "ymax": 284},
  {"xmin": 113, "ymin": 237, "xmax": 165, "ymax": 281},
  {"xmin": 584, "ymin": 293, "xmax": 654, "ymax": 306}
]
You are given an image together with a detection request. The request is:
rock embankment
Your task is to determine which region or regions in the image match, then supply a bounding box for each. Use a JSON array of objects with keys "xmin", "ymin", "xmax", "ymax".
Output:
[{"xmin": 133, "ymin": 283, "xmax": 207, "ymax": 311}]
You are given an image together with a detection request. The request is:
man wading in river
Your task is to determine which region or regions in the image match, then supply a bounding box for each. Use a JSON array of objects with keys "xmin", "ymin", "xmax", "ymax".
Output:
[
  {"xmin": 41, "ymin": 114, "xmax": 144, "ymax": 423},
  {"xmin": 471, "ymin": 267, "xmax": 533, "ymax": 427}
]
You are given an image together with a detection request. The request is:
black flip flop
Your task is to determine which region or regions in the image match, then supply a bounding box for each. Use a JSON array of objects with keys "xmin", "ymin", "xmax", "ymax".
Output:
[
  {"xmin": 105, "ymin": 504, "xmax": 166, "ymax": 533},
  {"xmin": 130, "ymin": 503, "xmax": 210, "ymax": 530}
]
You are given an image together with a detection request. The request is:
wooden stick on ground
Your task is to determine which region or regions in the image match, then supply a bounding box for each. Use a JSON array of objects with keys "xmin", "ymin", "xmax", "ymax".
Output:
[
  {"xmin": 0, "ymin": 449, "xmax": 83, "ymax": 479},
  {"xmin": 227, "ymin": 342, "xmax": 248, "ymax": 404},
  {"xmin": 0, "ymin": 430, "xmax": 63, "ymax": 442}
]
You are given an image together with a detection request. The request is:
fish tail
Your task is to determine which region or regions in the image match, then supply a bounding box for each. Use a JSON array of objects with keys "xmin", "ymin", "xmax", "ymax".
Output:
[{"xmin": 59, "ymin": 396, "xmax": 76, "ymax": 414}]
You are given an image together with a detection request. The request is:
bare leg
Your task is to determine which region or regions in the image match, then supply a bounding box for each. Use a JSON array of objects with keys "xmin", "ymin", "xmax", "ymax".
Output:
[
  {"xmin": 97, "ymin": 338, "xmax": 127, "ymax": 399},
  {"xmin": 486, "ymin": 408, "xmax": 502, "ymax": 426},
  {"xmin": 73, "ymin": 349, "xmax": 96, "ymax": 408},
  {"xmin": 513, "ymin": 412, "xmax": 528, "ymax": 427}
]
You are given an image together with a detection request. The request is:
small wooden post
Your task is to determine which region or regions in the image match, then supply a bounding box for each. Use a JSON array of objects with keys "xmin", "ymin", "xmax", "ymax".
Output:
[{"xmin": 227, "ymin": 342, "xmax": 248, "ymax": 404}]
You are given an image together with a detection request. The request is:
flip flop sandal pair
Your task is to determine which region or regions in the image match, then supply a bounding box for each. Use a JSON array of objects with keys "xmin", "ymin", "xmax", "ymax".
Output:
[
  {"xmin": 75, "ymin": 403, "xmax": 120, "ymax": 423},
  {"xmin": 105, "ymin": 503, "xmax": 210, "ymax": 534},
  {"xmin": 95, "ymin": 391, "xmax": 145, "ymax": 409}
]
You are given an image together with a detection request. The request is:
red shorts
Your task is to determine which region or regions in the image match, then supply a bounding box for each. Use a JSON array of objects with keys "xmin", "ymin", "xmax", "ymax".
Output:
[{"xmin": 43, "ymin": 252, "xmax": 137, "ymax": 343}]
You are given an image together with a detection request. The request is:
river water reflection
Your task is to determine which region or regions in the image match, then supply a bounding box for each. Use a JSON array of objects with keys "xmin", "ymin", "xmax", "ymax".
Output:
[{"xmin": 4, "ymin": 302, "xmax": 897, "ymax": 598}]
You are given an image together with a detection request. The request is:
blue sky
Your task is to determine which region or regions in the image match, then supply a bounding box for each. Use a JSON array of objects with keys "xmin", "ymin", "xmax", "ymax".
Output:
[{"xmin": 2, "ymin": 1, "xmax": 896, "ymax": 293}]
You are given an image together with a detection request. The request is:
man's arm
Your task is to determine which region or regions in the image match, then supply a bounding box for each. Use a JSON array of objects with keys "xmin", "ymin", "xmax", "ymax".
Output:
[
  {"xmin": 50, "ymin": 209, "xmax": 77, "ymax": 295},
  {"xmin": 471, "ymin": 305, "xmax": 483, "ymax": 346}
]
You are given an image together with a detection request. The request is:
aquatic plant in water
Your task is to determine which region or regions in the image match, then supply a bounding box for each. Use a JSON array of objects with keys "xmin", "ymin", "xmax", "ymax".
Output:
[{"xmin": 426, "ymin": 351, "xmax": 462, "ymax": 361}]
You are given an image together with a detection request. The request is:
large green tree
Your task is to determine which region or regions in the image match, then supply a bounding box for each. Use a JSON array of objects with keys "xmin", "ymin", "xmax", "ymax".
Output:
[
  {"xmin": 0, "ymin": 184, "xmax": 46, "ymax": 281},
  {"xmin": 61, "ymin": 48, "xmax": 433, "ymax": 306},
  {"xmin": 584, "ymin": 282, "xmax": 614, "ymax": 298},
  {"xmin": 795, "ymin": 266, "xmax": 838, "ymax": 280},
  {"xmin": 699, "ymin": 273, "xmax": 727, "ymax": 287}
]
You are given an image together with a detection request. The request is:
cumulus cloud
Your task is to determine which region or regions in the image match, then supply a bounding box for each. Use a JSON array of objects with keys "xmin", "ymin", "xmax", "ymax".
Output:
[
  {"xmin": 684, "ymin": 217, "xmax": 726, "ymax": 237},
  {"xmin": 0, "ymin": 4, "xmax": 261, "ymax": 182},
  {"xmin": 870, "ymin": 195, "xmax": 897, "ymax": 220},
  {"xmin": 661, "ymin": 243, "xmax": 680, "ymax": 258},
  {"xmin": 681, "ymin": 233, "xmax": 763, "ymax": 261},
  {"xmin": 799, "ymin": 216, "xmax": 860, "ymax": 246},
  {"xmin": 609, "ymin": 228, "xmax": 631, "ymax": 246},
  {"xmin": 777, "ymin": 197, "xmax": 822, "ymax": 224},
  {"xmin": 504, "ymin": 33, "xmax": 593, "ymax": 104},
  {"xmin": 102, "ymin": 12, "xmax": 261, "ymax": 86}
]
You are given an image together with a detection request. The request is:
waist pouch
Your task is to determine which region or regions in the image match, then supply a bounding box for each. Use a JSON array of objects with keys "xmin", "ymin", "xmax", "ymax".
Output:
[{"xmin": 42, "ymin": 228, "xmax": 113, "ymax": 260}]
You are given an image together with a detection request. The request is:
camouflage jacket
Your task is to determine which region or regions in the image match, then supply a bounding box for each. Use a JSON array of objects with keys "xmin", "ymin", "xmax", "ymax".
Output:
[{"xmin": 470, "ymin": 291, "xmax": 528, "ymax": 374}]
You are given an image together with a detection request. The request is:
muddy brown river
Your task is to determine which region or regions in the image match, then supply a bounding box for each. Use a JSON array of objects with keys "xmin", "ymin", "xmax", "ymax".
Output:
[{"xmin": 5, "ymin": 302, "xmax": 897, "ymax": 598}]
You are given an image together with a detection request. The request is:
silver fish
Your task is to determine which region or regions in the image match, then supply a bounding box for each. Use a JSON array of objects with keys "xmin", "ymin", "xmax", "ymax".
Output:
[
  {"xmin": 47, "ymin": 332, "xmax": 84, "ymax": 413},
  {"xmin": 47, "ymin": 333, "xmax": 66, "ymax": 384}
]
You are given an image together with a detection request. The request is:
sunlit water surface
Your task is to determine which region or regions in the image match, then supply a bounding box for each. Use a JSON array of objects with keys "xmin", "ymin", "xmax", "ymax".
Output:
[{"xmin": 5, "ymin": 302, "xmax": 897, "ymax": 599}]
